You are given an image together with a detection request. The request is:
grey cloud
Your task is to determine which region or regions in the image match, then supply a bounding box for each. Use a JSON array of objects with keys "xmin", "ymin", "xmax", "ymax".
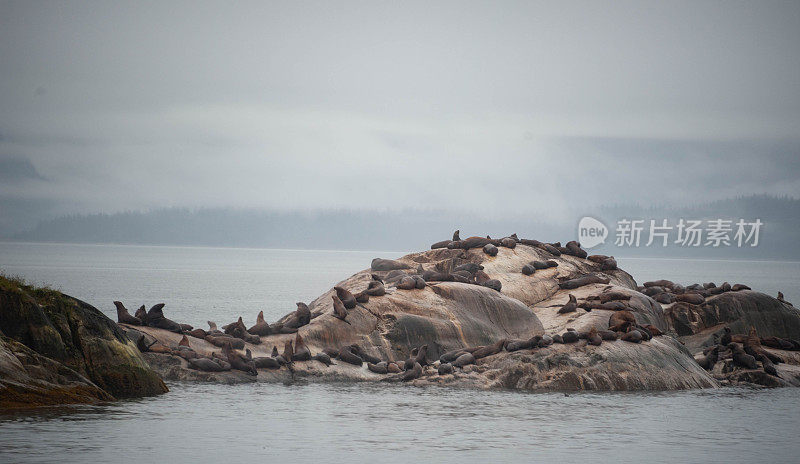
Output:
[{"xmin": 0, "ymin": 1, "xmax": 798, "ymax": 236}]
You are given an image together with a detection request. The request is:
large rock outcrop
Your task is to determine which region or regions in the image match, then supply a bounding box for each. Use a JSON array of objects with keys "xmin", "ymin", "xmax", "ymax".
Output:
[
  {"xmin": 131, "ymin": 240, "xmax": 728, "ymax": 391},
  {"xmin": 0, "ymin": 276, "xmax": 168, "ymax": 408}
]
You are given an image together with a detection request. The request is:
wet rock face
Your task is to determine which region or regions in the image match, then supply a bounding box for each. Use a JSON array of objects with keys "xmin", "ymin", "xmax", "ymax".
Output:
[
  {"xmin": 0, "ymin": 336, "xmax": 113, "ymax": 409},
  {"xmin": 0, "ymin": 276, "xmax": 168, "ymax": 406},
  {"xmin": 664, "ymin": 291, "xmax": 800, "ymax": 339}
]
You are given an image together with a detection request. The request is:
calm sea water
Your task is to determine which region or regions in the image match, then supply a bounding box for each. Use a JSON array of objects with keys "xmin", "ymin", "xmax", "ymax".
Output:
[{"xmin": 1, "ymin": 242, "xmax": 800, "ymax": 463}]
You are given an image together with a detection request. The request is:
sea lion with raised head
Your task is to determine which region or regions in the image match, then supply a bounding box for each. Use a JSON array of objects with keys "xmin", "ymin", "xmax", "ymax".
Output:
[
  {"xmin": 729, "ymin": 343, "xmax": 757, "ymax": 369},
  {"xmin": 293, "ymin": 333, "xmax": 311, "ymax": 361},
  {"xmin": 134, "ymin": 305, "xmax": 148, "ymax": 325},
  {"xmin": 558, "ymin": 294, "xmax": 578, "ymax": 314},
  {"xmin": 694, "ymin": 345, "xmax": 719, "ymax": 370},
  {"xmin": 248, "ymin": 311, "xmax": 272, "ymax": 336},
  {"xmin": 334, "ymin": 286, "xmax": 357, "ymax": 309},
  {"xmin": 114, "ymin": 301, "xmax": 142, "ymax": 325},
  {"xmin": 145, "ymin": 303, "xmax": 183, "ymax": 333},
  {"xmin": 332, "ymin": 295, "xmax": 350, "ymax": 324}
]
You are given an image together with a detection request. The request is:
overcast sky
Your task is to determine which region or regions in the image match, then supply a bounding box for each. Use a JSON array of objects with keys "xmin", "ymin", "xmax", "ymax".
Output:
[{"xmin": 1, "ymin": 1, "xmax": 799, "ymax": 233}]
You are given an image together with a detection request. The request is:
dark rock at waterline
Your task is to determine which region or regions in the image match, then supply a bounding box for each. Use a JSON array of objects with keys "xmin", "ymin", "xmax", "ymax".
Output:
[{"xmin": 0, "ymin": 276, "xmax": 168, "ymax": 408}]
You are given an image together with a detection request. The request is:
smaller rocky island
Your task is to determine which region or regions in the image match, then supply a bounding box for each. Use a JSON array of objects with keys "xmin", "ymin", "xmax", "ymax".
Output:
[
  {"xmin": 0, "ymin": 276, "xmax": 167, "ymax": 409},
  {"xmin": 3, "ymin": 232, "xmax": 800, "ymax": 408}
]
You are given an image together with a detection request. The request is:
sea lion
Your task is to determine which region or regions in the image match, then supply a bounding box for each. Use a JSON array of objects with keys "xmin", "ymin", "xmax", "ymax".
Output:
[
  {"xmin": 253, "ymin": 356, "xmax": 280, "ymax": 369},
  {"xmin": 504, "ymin": 339, "xmax": 533, "ymax": 352},
  {"xmin": 248, "ymin": 311, "xmax": 272, "ymax": 336},
  {"xmin": 368, "ymin": 361, "xmax": 389, "ymax": 374},
  {"xmin": 223, "ymin": 343, "xmax": 257, "ymax": 375},
  {"xmin": 134, "ymin": 305, "xmax": 148, "ymax": 325},
  {"xmin": 412, "ymin": 345, "xmax": 429, "ymax": 366},
  {"xmin": 720, "ymin": 327, "xmax": 732, "ymax": 345},
  {"xmin": 500, "ymin": 237, "xmax": 516, "ymax": 249},
  {"xmin": 398, "ymin": 362, "xmax": 422, "ymax": 381},
  {"xmin": 620, "ymin": 328, "xmax": 643, "ymax": 343},
  {"xmin": 586, "ymin": 328, "xmax": 602, "ymax": 346},
  {"xmin": 313, "ymin": 352, "xmax": 333, "ymax": 366},
  {"xmin": 454, "ymin": 263, "xmax": 484, "ymax": 274},
  {"xmin": 114, "ymin": 301, "xmax": 142, "ymax": 325},
  {"xmin": 337, "ymin": 346, "xmax": 363, "ymax": 366},
  {"xmin": 440, "ymin": 349, "xmax": 469, "ymax": 363},
  {"xmin": 558, "ymin": 294, "xmax": 578, "ymax": 314},
  {"xmin": 529, "ymin": 260, "xmax": 549, "ymax": 270},
  {"xmin": 332, "ymin": 295, "xmax": 350, "ymax": 323},
  {"xmin": 600, "ymin": 257, "xmax": 617, "ymax": 271},
  {"xmin": 521, "ymin": 264, "xmax": 535, "ymax": 275},
  {"xmin": 731, "ymin": 284, "xmax": 751, "ymax": 291},
  {"xmin": 371, "ymin": 258, "xmax": 411, "ymax": 272},
  {"xmin": 366, "ymin": 280, "xmax": 386, "ymax": 296},
  {"xmin": 538, "ymin": 334, "xmax": 553, "ymax": 347},
  {"xmin": 598, "ymin": 330, "xmax": 618, "ymax": 341},
  {"xmin": 188, "ymin": 357, "xmax": 226, "ymax": 372},
  {"xmin": 350, "ymin": 345, "xmax": 381, "ymax": 364},
  {"xmin": 334, "ymin": 286, "xmax": 357, "ymax": 309},
  {"xmin": 608, "ymin": 310, "xmax": 636, "ymax": 332},
  {"xmin": 178, "ymin": 334, "xmax": 190, "ymax": 347},
  {"xmin": 396, "ymin": 276, "xmax": 417, "ymax": 290},
  {"xmin": 452, "ymin": 352, "xmax": 476, "ymax": 367},
  {"xmin": 729, "ymin": 343, "xmax": 757, "ymax": 369},
  {"xmin": 675, "ymin": 293, "xmax": 704, "ymax": 305},
  {"xmin": 207, "ymin": 321, "xmax": 223, "ymax": 334},
  {"xmin": 206, "ymin": 335, "xmax": 245, "ymax": 349},
  {"xmin": 587, "ymin": 291, "xmax": 631, "ymax": 303},
  {"xmin": 654, "ymin": 292, "xmax": 675, "ymax": 304},
  {"xmin": 642, "ymin": 324, "xmax": 663, "ymax": 336},
  {"xmin": 565, "ymin": 241, "xmax": 588, "ymax": 259},
  {"xmin": 483, "ymin": 243, "xmax": 499, "ymax": 256},
  {"xmin": 559, "ymin": 274, "xmax": 610, "ymax": 290},
  {"xmin": 694, "ymin": 346, "xmax": 719, "ymax": 370},
  {"xmin": 145, "ymin": 303, "xmax": 183, "ymax": 333},
  {"xmin": 187, "ymin": 328, "xmax": 207, "ymax": 339},
  {"xmin": 354, "ymin": 291, "xmax": 370, "ymax": 303},
  {"xmin": 387, "ymin": 362, "xmax": 402, "ymax": 373},
  {"xmin": 412, "ymin": 275, "xmax": 427, "ymax": 289},
  {"xmin": 561, "ymin": 331, "xmax": 579, "ymax": 344},
  {"xmin": 644, "ymin": 280, "xmax": 677, "ymax": 289},
  {"xmin": 293, "ymin": 333, "xmax": 312, "ymax": 361},
  {"xmin": 431, "ymin": 240, "xmax": 453, "ymax": 249},
  {"xmin": 438, "ymin": 362, "xmax": 454, "ymax": 375},
  {"xmin": 453, "ymin": 230, "xmax": 461, "ymax": 241}
]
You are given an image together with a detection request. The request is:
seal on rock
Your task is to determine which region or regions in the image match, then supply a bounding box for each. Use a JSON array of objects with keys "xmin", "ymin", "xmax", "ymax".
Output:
[
  {"xmin": 483, "ymin": 243, "xmax": 499, "ymax": 256},
  {"xmin": 332, "ymin": 295, "xmax": 350, "ymax": 323},
  {"xmin": 335, "ymin": 286, "xmax": 357, "ymax": 309},
  {"xmin": 114, "ymin": 301, "xmax": 142, "ymax": 325},
  {"xmin": 248, "ymin": 311, "xmax": 272, "ymax": 336},
  {"xmin": 557, "ymin": 294, "xmax": 578, "ymax": 314}
]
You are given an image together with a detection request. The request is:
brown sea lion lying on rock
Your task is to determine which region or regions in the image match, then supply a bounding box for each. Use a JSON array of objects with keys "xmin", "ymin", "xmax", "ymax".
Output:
[
  {"xmin": 371, "ymin": 258, "xmax": 411, "ymax": 271},
  {"xmin": 558, "ymin": 274, "xmax": 610, "ymax": 290}
]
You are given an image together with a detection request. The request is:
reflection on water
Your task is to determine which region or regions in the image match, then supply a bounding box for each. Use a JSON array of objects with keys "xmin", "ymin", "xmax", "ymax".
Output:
[{"xmin": 2, "ymin": 383, "xmax": 800, "ymax": 463}]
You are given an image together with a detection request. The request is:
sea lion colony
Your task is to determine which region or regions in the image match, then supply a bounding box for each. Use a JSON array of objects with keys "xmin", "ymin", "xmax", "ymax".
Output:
[{"xmin": 117, "ymin": 230, "xmax": 796, "ymax": 382}]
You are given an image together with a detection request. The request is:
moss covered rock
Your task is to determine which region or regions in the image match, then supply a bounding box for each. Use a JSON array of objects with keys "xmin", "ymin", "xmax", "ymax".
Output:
[{"xmin": 0, "ymin": 275, "xmax": 167, "ymax": 406}]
